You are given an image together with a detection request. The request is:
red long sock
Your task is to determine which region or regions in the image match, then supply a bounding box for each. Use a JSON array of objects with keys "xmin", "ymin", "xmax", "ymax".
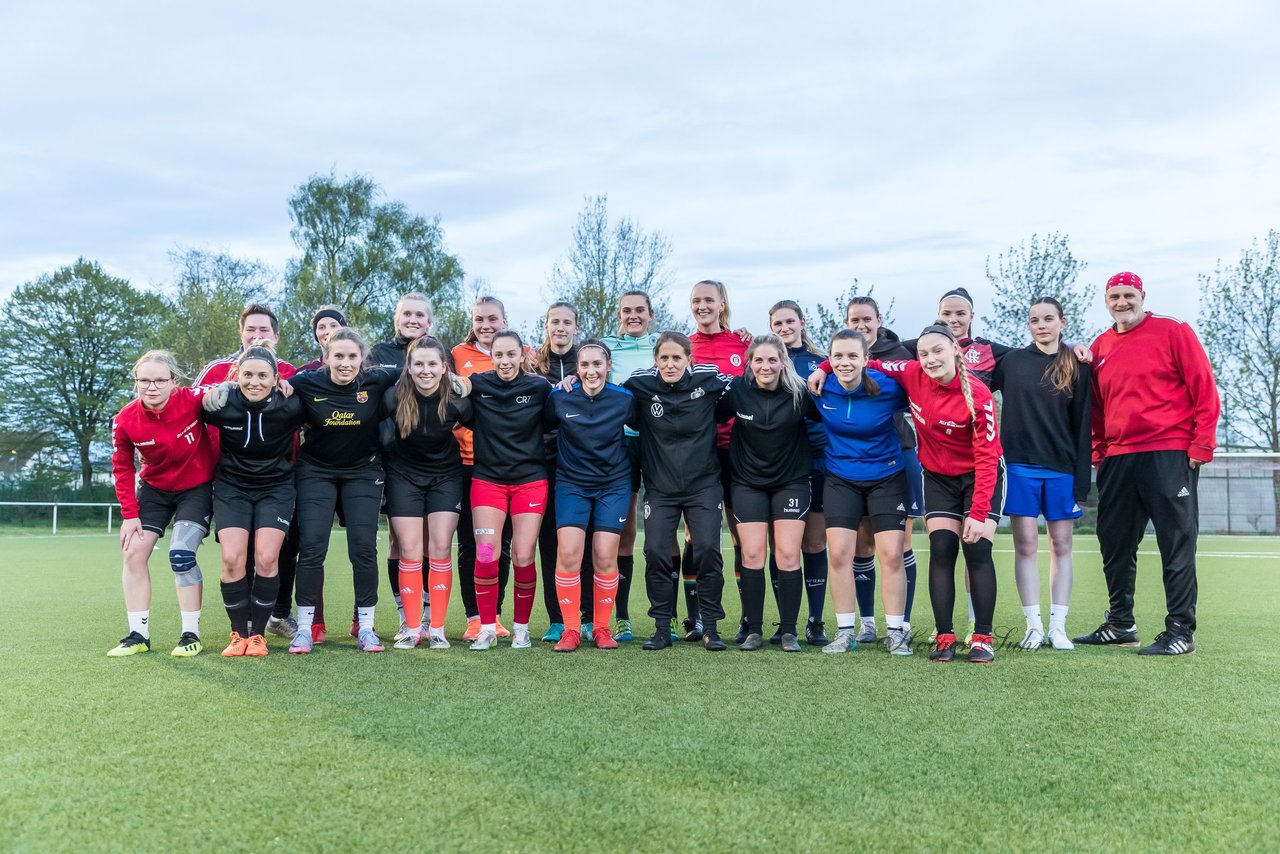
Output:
[
  {"xmin": 427, "ymin": 558, "xmax": 452, "ymax": 630},
  {"xmin": 513, "ymin": 563, "xmax": 537, "ymax": 625},
  {"xmin": 594, "ymin": 572, "xmax": 619, "ymax": 630},
  {"xmin": 475, "ymin": 558, "xmax": 500, "ymax": 625},
  {"xmin": 398, "ymin": 559, "xmax": 423, "ymax": 629},
  {"xmin": 555, "ymin": 569, "xmax": 582, "ymax": 632}
]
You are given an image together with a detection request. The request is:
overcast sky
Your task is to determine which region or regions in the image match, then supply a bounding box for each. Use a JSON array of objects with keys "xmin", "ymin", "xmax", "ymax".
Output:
[{"xmin": 2, "ymin": 1, "xmax": 1277, "ymax": 340}]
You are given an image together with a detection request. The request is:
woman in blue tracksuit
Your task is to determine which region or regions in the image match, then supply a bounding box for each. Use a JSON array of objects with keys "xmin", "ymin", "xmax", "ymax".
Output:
[
  {"xmin": 813, "ymin": 328, "xmax": 914, "ymax": 656},
  {"xmin": 769, "ymin": 299, "xmax": 830, "ymax": 645}
]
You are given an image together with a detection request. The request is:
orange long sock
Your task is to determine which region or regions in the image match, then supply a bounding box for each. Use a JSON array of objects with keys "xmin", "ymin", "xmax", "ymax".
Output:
[
  {"xmin": 399, "ymin": 559, "xmax": 423, "ymax": 629},
  {"xmin": 428, "ymin": 558, "xmax": 452, "ymax": 630},
  {"xmin": 555, "ymin": 569, "xmax": 582, "ymax": 633},
  {"xmin": 594, "ymin": 572, "xmax": 619, "ymax": 630}
]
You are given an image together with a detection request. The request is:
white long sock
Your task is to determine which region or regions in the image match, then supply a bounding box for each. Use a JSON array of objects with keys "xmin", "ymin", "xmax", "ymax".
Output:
[
  {"xmin": 128, "ymin": 610, "xmax": 150, "ymax": 639},
  {"xmin": 1049, "ymin": 604, "xmax": 1069, "ymax": 634},
  {"xmin": 297, "ymin": 606, "xmax": 315, "ymax": 632},
  {"xmin": 1022, "ymin": 604, "xmax": 1044, "ymax": 631},
  {"xmin": 357, "ymin": 607, "xmax": 375, "ymax": 633},
  {"xmin": 180, "ymin": 610, "xmax": 200, "ymax": 636},
  {"xmin": 886, "ymin": 614, "xmax": 904, "ymax": 630}
]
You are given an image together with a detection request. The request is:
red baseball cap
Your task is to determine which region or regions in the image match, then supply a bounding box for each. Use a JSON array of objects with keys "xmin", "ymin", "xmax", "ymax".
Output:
[{"xmin": 1106, "ymin": 271, "xmax": 1144, "ymax": 292}]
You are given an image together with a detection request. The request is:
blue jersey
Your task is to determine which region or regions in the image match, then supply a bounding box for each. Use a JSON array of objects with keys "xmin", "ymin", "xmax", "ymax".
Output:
[
  {"xmin": 543, "ymin": 382, "xmax": 638, "ymax": 487},
  {"xmin": 788, "ymin": 345, "xmax": 828, "ymax": 470},
  {"xmin": 814, "ymin": 369, "xmax": 909, "ymax": 482}
]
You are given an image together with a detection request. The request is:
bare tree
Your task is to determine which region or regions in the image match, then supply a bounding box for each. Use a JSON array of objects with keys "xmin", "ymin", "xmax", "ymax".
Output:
[
  {"xmin": 981, "ymin": 232, "xmax": 1091, "ymax": 345},
  {"xmin": 546, "ymin": 195, "xmax": 678, "ymax": 338}
]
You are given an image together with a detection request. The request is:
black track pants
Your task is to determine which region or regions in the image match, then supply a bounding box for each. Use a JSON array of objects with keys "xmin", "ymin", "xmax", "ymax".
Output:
[
  {"xmin": 294, "ymin": 460, "xmax": 384, "ymax": 609},
  {"xmin": 642, "ymin": 484, "xmax": 725, "ymax": 625}
]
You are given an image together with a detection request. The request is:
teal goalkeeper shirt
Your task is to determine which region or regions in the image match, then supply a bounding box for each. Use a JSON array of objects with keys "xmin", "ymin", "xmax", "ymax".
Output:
[{"xmin": 601, "ymin": 332, "xmax": 659, "ymax": 438}]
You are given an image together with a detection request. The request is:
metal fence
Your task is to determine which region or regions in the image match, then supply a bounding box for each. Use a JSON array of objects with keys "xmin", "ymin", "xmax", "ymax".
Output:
[{"xmin": 0, "ymin": 501, "xmax": 119, "ymax": 534}]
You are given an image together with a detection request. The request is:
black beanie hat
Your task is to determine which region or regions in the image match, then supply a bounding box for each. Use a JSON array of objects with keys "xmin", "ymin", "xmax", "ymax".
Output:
[{"xmin": 311, "ymin": 308, "xmax": 348, "ymax": 338}]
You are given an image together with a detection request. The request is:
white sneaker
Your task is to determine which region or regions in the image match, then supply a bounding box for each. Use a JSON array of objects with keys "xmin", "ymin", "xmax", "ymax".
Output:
[
  {"xmin": 886, "ymin": 626, "xmax": 913, "ymax": 656},
  {"xmin": 1047, "ymin": 628, "xmax": 1075, "ymax": 650},
  {"xmin": 393, "ymin": 617, "xmax": 411, "ymax": 643},
  {"xmin": 856, "ymin": 620, "xmax": 878, "ymax": 644},
  {"xmin": 469, "ymin": 628, "xmax": 497, "ymax": 651},
  {"xmin": 428, "ymin": 630, "xmax": 450, "ymax": 650},
  {"xmin": 511, "ymin": 625, "xmax": 532, "ymax": 649},
  {"xmin": 393, "ymin": 628, "xmax": 422, "ymax": 650},
  {"xmin": 1019, "ymin": 627, "xmax": 1045, "ymax": 650}
]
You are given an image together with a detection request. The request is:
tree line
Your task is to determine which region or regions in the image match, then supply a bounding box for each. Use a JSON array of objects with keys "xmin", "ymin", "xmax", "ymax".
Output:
[{"xmin": 1, "ymin": 170, "xmax": 1277, "ymax": 489}]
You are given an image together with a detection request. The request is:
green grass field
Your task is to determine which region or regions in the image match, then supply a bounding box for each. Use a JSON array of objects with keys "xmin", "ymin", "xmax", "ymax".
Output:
[{"xmin": 2, "ymin": 531, "xmax": 1277, "ymax": 852}]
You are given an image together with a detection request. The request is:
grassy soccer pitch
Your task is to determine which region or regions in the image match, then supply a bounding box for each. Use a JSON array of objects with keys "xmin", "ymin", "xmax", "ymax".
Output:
[{"xmin": 1, "ymin": 531, "xmax": 1277, "ymax": 852}]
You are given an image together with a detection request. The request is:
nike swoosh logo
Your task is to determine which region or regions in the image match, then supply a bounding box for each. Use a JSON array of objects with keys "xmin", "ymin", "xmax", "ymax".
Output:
[
  {"xmin": 529, "ymin": 503, "xmax": 541, "ymax": 508},
  {"xmin": 481, "ymin": 394, "xmax": 493, "ymax": 399},
  {"xmin": 821, "ymin": 404, "xmax": 836, "ymax": 410},
  {"xmin": 374, "ymin": 479, "xmax": 384, "ymax": 485},
  {"xmin": 566, "ymin": 413, "xmax": 580, "ymax": 418},
  {"xmin": 313, "ymin": 397, "xmax": 328, "ymax": 402}
]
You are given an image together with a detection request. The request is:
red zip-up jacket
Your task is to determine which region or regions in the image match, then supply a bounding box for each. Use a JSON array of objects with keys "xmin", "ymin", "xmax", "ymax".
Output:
[
  {"xmin": 870, "ymin": 359, "xmax": 1004, "ymax": 523},
  {"xmin": 112, "ymin": 387, "xmax": 216, "ymax": 519},
  {"xmin": 1089, "ymin": 313, "xmax": 1220, "ymax": 465},
  {"xmin": 690, "ymin": 329, "xmax": 748, "ymax": 449},
  {"xmin": 194, "ymin": 354, "xmax": 297, "ymax": 457}
]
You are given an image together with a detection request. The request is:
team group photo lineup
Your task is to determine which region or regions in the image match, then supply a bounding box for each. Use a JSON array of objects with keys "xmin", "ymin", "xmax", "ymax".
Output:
[{"xmin": 109, "ymin": 272, "xmax": 1220, "ymax": 663}]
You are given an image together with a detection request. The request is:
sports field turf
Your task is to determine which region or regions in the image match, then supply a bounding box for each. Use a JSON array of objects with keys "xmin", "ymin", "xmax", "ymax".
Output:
[{"xmin": 1, "ymin": 531, "xmax": 1277, "ymax": 852}]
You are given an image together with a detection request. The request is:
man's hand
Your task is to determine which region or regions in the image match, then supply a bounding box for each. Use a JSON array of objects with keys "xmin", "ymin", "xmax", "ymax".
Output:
[{"xmin": 1071, "ymin": 343, "xmax": 1093, "ymax": 363}]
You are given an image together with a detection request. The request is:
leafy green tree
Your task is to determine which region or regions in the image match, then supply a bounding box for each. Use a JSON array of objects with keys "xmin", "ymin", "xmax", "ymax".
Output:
[
  {"xmin": 155, "ymin": 248, "xmax": 277, "ymax": 375},
  {"xmin": 981, "ymin": 232, "xmax": 1091, "ymax": 345},
  {"xmin": 546, "ymin": 194, "xmax": 679, "ymax": 338},
  {"xmin": 0, "ymin": 259, "xmax": 165, "ymax": 487},
  {"xmin": 279, "ymin": 171, "xmax": 465, "ymax": 358}
]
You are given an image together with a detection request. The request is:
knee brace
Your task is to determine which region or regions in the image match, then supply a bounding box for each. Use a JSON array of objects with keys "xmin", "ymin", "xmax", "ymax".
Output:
[{"xmin": 170, "ymin": 521, "xmax": 206, "ymax": 587}]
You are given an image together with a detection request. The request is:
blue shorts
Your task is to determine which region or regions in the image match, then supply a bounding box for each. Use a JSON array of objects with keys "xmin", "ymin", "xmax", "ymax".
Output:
[
  {"xmin": 1004, "ymin": 463, "xmax": 1082, "ymax": 521},
  {"xmin": 555, "ymin": 477, "xmax": 632, "ymax": 534},
  {"xmin": 900, "ymin": 448, "xmax": 924, "ymax": 517}
]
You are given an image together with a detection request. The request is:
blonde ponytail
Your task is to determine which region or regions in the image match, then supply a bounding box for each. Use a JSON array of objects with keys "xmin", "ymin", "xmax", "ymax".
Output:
[{"xmin": 955, "ymin": 354, "xmax": 977, "ymax": 421}]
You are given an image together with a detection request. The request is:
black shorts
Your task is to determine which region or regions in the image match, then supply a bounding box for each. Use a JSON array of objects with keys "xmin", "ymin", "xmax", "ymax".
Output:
[
  {"xmin": 731, "ymin": 479, "xmax": 811, "ymax": 524},
  {"xmin": 137, "ymin": 481, "xmax": 213, "ymax": 536},
  {"xmin": 823, "ymin": 470, "xmax": 908, "ymax": 533},
  {"xmin": 385, "ymin": 470, "xmax": 465, "ymax": 517},
  {"xmin": 626, "ymin": 434, "xmax": 642, "ymax": 493},
  {"xmin": 716, "ymin": 446, "xmax": 733, "ymax": 510},
  {"xmin": 212, "ymin": 478, "xmax": 295, "ymax": 533},
  {"xmin": 809, "ymin": 469, "xmax": 826, "ymax": 515},
  {"xmin": 922, "ymin": 463, "xmax": 1007, "ymax": 523}
]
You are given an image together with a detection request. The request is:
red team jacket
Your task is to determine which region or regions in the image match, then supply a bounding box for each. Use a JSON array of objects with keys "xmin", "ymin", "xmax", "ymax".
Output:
[
  {"xmin": 870, "ymin": 359, "xmax": 1004, "ymax": 523},
  {"xmin": 1089, "ymin": 313, "xmax": 1220, "ymax": 466},
  {"xmin": 690, "ymin": 329, "xmax": 749, "ymax": 449},
  {"xmin": 111, "ymin": 387, "xmax": 217, "ymax": 519}
]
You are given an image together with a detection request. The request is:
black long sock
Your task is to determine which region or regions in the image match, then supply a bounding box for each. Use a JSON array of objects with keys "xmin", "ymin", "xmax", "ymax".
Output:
[
  {"xmin": 250, "ymin": 574, "xmax": 280, "ymax": 638},
  {"xmin": 802, "ymin": 550, "xmax": 828, "ymax": 623},
  {"xmin": 681, "ymin": 542, "xmax": 699, "ymax": 622},
  {"xmin": 221, "ymin": 577, "xmax": 251, "ymax": 637},
  {"xmin": 616, "ymin": 555, "xmax": 634, "ymax": 620},
  {"xmin": 854, "ymin": 555, "xmax": 876, "ymax": 618},
  {"xmin": 903, "ymin": 549, "xmax": 918, "ymax": 622},
  {"xmin": 777, "ymin": 570, "xmax": 803, "ymax": 636},
  {"xmin": 928, "ymin": 530, "xmax": 961, "ymax": 634},
  {"xmin": 768, "ymin": 553, "xmax": 781, "ymax": 606},
  {"xmin": 387, "ymin": 558, "xmax": 400, "ymax": 605},
  {"xmin": 740, "ymin": 567, "xmax": 766, "ymax": 634},
  {"xmin": 961, "ymin": 538, "xmax": 997, "ymax": 635}
]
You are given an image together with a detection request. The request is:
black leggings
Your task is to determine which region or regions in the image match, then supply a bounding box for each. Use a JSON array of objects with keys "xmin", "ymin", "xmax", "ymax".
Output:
[
  {"xmin": 294, "ymin": 461, "xmax": 384, "ymax": 609},
  {"xmin": 643, "ymin": 484, "xmax": 726, "ymax": 627},
  {"xmin": 928, "ymin": 529, "xmax": 996, "ymax": 635},
  {"xmin": 457, "ymin": 467, "xmax": 510, "ymax": 618}
]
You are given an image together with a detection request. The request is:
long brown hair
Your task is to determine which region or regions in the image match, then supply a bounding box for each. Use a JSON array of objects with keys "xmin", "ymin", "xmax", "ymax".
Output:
[
  {"xmin": 394, "ymin": 336, "xmax": 453, "ymax": 438},
  {"xmin": 1032, "ymin": 297, "xmax": 1077, "ymax": 397},
  {"xmin": 829, "ymin": 329, "xmax": 879, "ymax": 396},
  {"xmin": 462, "ymin": 295, "xmax": 507, "ymax": 346},
  {"xmin": 536, "ymin": 301, "xmax": 578, "ymax": 374}
]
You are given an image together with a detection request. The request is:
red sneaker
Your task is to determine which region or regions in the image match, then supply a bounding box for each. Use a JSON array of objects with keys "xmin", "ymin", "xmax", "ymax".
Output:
[
  {"xmin": 593, "ymin": 627, "xmax": 618, "ymax": 650},
  {"xmin": 967, "ymin": 634, "xmax": 995, "ymax": 664},
  {"xmin": 312, "ymin": 623, "xmax": 327, "ymax": 644},
  {"xmin": 929, "ymin": 632, "xmax": 957, "ymax": 662},
  {"xmin": 554, "ymin": 629, "xmax": 581, "ymax": 652}
]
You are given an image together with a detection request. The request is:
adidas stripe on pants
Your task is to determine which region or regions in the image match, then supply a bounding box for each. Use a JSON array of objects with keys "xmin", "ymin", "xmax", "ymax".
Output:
[{"xmin": 1096, "ymin": 450, "xmax": 1200, "ymax": 635}]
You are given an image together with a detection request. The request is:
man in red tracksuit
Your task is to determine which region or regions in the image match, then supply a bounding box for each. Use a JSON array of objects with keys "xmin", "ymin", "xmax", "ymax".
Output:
[{"xmin": 1076, "ymin": 272, "xmax": 1220, "ymax": 655}]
